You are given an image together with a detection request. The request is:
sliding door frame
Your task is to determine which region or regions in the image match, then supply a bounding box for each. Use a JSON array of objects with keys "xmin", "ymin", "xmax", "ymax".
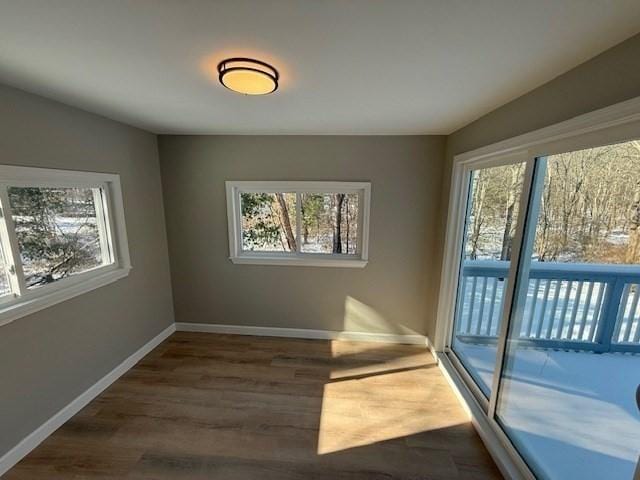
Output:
[
  {"xmin": 434, "ymin": 96, "xmax": 640, "ymax": 480},
  {"xmin": 442, "ymin": 149, "xmax": 532, "ymax": 413}
]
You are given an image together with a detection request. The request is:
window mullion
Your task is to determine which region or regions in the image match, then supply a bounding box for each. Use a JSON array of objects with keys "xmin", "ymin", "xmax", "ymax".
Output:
[
  {"xmin": 0, "ymin": 186, "xmax": 28, "ymax": 296},
  {"xmin": 356, "ymin": 190, "xmax": 364, "ymax": 255},
  {"xmin": 93, "ymin": 187, "xmax": 113, "ymax": 265},
  {"xmin": 236, "ymin": 189, "xmax": 244, "ymax": 255},
  {"xmin": 295, "ymin": 192, "xmax": 302, "ymax": 254}
]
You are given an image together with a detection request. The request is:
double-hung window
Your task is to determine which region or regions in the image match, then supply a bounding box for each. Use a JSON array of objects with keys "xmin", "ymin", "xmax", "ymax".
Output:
[
  {"xmin": 0, "ymin": 165, "xmax": 131, "ymax": 326},
  {"xmin": 226, "ymin": 181, "xmax": 370, "ymax": 267}
]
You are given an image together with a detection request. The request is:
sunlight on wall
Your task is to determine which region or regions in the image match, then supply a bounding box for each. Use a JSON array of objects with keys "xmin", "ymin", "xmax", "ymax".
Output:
[{"xmin": 343, "ymin": 296, "xmax": 420, "ymax": 336}]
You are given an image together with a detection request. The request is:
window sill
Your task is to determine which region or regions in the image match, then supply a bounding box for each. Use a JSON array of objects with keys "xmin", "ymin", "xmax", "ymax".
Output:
[
  {"xmin": 0, "ymin": 266, "xmax": 131, "ymax": 328},
  {"xmin": 229, "ymin": 256, "xmax": 368, "ymax": 268}
]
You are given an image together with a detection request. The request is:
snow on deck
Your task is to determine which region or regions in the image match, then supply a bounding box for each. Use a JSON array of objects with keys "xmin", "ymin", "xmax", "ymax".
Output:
[{"xmin": 454, "ymin": 342, "xmax": 640, "ymax": 480}]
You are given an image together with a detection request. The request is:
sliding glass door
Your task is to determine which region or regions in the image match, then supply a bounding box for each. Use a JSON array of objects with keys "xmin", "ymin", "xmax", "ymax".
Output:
[
  {"xmin": 451, "ymin": 160, "xmax": 526, "ymax": 398},
  {"xmin": 447, "ymin": 138, "xmax": 640, "ymax": 479}
]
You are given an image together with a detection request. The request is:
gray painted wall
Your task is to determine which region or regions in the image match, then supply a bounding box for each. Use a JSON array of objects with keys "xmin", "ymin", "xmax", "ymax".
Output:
[
  {"xmin": 0, "ymin": 85, "xmax": 174, "ymax": 457},
  {"xmin": 159, "ymin": 135, "xmax": 445, "ymax": 336},
  {"xmin": 429, "ymin": 32, "xmax": 640, "ymax": 340}
]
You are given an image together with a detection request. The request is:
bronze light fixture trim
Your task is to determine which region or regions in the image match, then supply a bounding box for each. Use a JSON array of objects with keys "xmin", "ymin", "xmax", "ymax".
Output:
[{"xmin": 217, "ymin": 58, "xmax": 279, "ymax": 95}]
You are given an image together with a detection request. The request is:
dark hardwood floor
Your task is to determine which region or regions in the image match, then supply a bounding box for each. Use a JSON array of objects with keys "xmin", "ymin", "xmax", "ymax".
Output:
[{"xmin": 4, "ymin": 332, "xmax": 502, "ymax": 479}]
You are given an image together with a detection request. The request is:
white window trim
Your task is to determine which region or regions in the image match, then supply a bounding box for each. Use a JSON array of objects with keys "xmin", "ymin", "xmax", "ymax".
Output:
[
  {"xmin": 226, "ymin": 181, "xmax": 371, "ymax": 268},
  {"xmin": 434, "ymin": 95, "xmax": 640, "ymax": 480},
  {"xmin": 0, "ymin": 165, "xmax": 131, "ymax": 327}
]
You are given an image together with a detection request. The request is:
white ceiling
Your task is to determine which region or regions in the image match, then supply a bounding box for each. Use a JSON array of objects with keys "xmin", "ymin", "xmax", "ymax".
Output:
[{"xmin": 1, "ymin": 1, "xmax": 639, "ymax": 135}]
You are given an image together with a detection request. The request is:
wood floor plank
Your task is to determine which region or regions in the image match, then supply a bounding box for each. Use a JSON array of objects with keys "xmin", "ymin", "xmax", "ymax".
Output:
[{"xmin": 4, "ymin": 332, "xmax": 502, "ymax": 479}]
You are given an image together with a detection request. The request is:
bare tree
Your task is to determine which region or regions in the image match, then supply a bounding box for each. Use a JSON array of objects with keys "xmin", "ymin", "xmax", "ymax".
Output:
[
  {"xmin": 500, "ymin": 164, "xmax": 523, "ymax": 260},
  {"xmin": 333, "ymin": 194, "xmax": 345, "ymax": 253},
  {"xmin": 344, "ymin": 196, "xmax": 351, "ymax": 253},
  {"xmin": 463, "ymin": 140, "xmax": 640, "ymax": 265},
  {"xmin": 468, "ymin": 170, "xmax": 487, "ymax": 259},
  {"xmin": 275, "ymin": 193, "xmax": 296, "ymax": 251},
  {"xmin": 626, "ymin": 141, "xmax": 640, "ymax": 263}
]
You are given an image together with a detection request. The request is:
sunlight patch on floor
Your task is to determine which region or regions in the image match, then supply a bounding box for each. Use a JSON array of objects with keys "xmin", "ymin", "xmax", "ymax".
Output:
[{"xmin": 317, "ymin": 340, "xmax": 467, "ymax": 455}]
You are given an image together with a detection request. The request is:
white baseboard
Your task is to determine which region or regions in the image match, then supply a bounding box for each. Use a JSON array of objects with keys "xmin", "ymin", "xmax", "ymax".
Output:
[
  {"xmin": 3, "ymin": 321, "xmax": 524, "ymax": 479},
  {"xmin": 425, "ymin": 336, "xmax": 438, "ymax": 360},
  {"xmin": 175, "ymin": 322, "xmax": 427, "ymax": 345},
  {"xmin": 0, "ymin": 321, "xmax": 427, "ymax": 476},
  {"xmin": 0, "ymin": 323, "xmax": 176, "ymax": 477}
]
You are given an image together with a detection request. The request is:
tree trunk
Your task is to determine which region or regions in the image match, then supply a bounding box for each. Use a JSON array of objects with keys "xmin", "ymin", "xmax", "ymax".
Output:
[
  {"xmin": 469, "ymin": 173, "xmax": 486, "ymax": 260},
  {"xmin": 333, "ymin": 194, "xmax": 345, "ymax": 253},
  {"xmin": 627, "ymin": 182, "xmax": 640, "ymax": 263},
  {"xmin": 500, "ymin": 165, "xmax": 521, "ymax": 260},
  {"xmin": 268, "ymin": 203, "xmax": 288, "ymax": 250},
  {"xmin": 300, "ymin": 195, "xmax": 309, "ymax": 244},
  {"xmin": 275, "ymin": 193, "xmax": 297, "ymax": 251},
  {"xmin": 501, "ymin": 202, "xmax": 515, "ymax": 261},
  {"xmin": 626, "ymin": 143, "xmax": 640, "ymax": 263},
  {"xmin": 537, "ymin": 169, "xmax": 553, "ymax": 261},
  {"xmin": 345, "ymin": 196, "xmax": 350, "ymax": 253}
]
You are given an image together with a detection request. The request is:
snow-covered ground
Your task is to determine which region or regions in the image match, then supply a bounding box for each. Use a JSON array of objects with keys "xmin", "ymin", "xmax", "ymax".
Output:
[{"xmin": 454, "ymin": 342, "xmax": 640, "ymax": 480}]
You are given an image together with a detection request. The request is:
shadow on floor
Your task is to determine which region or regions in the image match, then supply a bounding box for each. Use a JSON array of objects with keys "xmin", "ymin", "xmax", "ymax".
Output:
[{"xmin": 4, "ymin": 332, "xmax": 502, "ymax": 480}]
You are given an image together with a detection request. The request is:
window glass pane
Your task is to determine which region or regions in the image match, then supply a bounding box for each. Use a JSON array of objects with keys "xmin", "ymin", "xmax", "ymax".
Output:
[
  {"xmin": 451, "ymin": 162, "xmax": 526, "ymax": 397},
  {"xmin": 301, "ymin": 193, "xmax": 358, "ymax": 254},
  {"xmin": 496, "ymin": 140, "xmax": 640, "ymax": 480},
  {"xmin": 241, "ymin": 192, "xmax": 297, "ymax": 252},
  {"xmin": 9, "ymin": 186, "xmax": 108, "ymax": 289}
]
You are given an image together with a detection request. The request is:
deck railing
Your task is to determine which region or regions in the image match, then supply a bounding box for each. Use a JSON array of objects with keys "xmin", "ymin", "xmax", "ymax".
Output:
[{"xmin": 455, "ymin": 260, "xmax": 640, "ymax": 353}]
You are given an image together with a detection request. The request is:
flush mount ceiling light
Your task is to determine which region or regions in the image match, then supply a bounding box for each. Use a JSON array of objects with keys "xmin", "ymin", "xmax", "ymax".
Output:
[{"xmin": 217, "ymin": 58, "xmax": 279, "ymax": 95}]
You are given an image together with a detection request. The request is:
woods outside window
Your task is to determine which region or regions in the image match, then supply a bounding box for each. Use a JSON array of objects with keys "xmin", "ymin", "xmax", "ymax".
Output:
[
  {"xmin": 0, "ymin": 165, "xmax": 131, "ymax": 326},
  {"xmin": 226, "ymin": 181, "xmax": 370, "ymax": 267}
]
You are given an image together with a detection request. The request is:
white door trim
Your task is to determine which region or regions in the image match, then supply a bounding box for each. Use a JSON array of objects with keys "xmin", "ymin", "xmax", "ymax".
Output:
[
  {"xmin": 434, "ymin": 94, "xmax": 640, "ymax": 480},
  {"xmin": 435, "ymin": 94, "xmax": 640, "ymax": 352}
]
